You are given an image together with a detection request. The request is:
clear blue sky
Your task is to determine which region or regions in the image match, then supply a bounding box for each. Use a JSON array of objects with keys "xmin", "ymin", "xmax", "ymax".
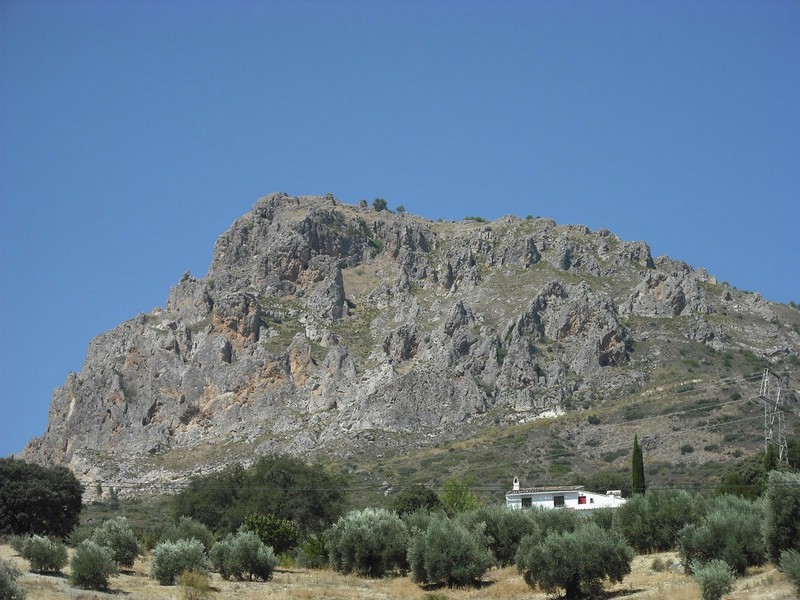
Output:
[{"xmin": 1, "ymin": 1, "xmax": 798, "ymax": 458}]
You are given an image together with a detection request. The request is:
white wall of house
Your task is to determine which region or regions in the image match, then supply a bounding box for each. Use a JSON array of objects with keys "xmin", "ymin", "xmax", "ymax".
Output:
[{"xmin": 505, "ymin": 478, "xmax": 626, "ymax": 511}]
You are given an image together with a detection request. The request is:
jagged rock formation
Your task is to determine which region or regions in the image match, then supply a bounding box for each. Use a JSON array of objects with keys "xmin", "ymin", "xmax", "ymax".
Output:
[{"xmin": 23, "ymin": 193, "xmax": 800, "ymax": 494}]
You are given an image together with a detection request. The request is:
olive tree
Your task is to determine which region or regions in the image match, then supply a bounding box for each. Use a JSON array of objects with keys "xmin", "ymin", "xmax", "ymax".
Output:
[
  {"xmin": 408, "ymin": 513, "xmax": 493, "ymax": 587},
  {"xmin": 678, "ymin": 494, "xmax": 765, "ymax": 575},
  {"xmin": 763, "ymin": 470, "xmax": 800, "ymax": 561},
  {"xmin": 209, "ymin": 531, "xmax": 277, "ymax": 581},
  {"xmin": 326, "ymin": 508, "xmax": 409, "ymax": 578},
  {"xmin": 516, "ymin": 523, "xmax": 633, "ymax": 600},
  {"xmin": 69, "ymin": 541, "xmax": 118, "ymax": 590},
  {"xmin": 613, "ymin": 487, "xmax": 699, "ymax": 552},
  {"xmin": 92, "ymin": 517, "xmax": 140, "ymax": 568},
  {"xmin": 457, "ymin": 506, "xmax": 538, "ymax": 567}
]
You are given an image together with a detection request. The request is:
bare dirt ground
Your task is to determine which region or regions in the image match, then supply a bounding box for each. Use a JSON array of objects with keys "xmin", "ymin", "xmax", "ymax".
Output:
[{"xmin": 2, "ymin": 544, "xmax": 795, "ymax": 600}]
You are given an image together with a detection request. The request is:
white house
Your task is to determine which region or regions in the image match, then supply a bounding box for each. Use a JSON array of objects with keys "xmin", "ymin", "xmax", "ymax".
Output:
[{"xmin": 505, "ymin": 477, "xmax": 626, "ymax": 511}]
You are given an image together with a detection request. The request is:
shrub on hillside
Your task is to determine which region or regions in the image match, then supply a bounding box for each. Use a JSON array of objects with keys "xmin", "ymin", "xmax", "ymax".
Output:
[
  {"xmin": 67, "ymin": 523, "xmax": 94, "ymax": 547},
  {"xmin": 780, "ymin": 549, "xmax": 800, "ymax": 596},
  {"xmin": 69, "ymin": 540, "xmax": 118, "ymax": 590},
  {"xmin": 0, "ymin": 558, "xmax": 26, "ymax": 600},
  {"xmin": 408, "ymin": 513, "xmax": 493, "ymax": 587},
  {"xmin": 177, "ymin": 569, "xmax": 210, "ymax": 600},
  {"xmin": 678, "ymin": 494, "xmax": 765, "ymax": 575},
  {"xmin": 578, "ymin": 468, "xmax": 632, "ymax": 499},
  {"xmin": 515, "ymin": 523, "xmax": 633, "ymax": 600},
  {"xmin": 209, "ymin": 531, "xmax": 277, "ymax": 581},
  {"xmin": 763, "ymin": 470, "xmax": 800, "ymax": 561},
  {"xmin": 21, "ymin": 535, "xmax": 68, "ymax": 573},
  {"xmin": 692, "ymin": 559, "xmax": 734, "ymax": 600},
  {"xmin": 326, "ymin": 508, "xmax": 409, "ymax": 578},
  {"xmin": 457, "ymin": 506, "xmax": 538, "ymax": 567},
  {"xmin": 295, "ymin": 532, "xmax": 328, "ymax": 569},
  {"xmin": 241, "ymin": 513, "xmax": 300, "ymax": 556},
  {"xmin": 390, "ymin": 484, "xmax": 443, "ymax": 515},
  {"xmin": 717, "ymin": 453, "xmax": 768, "ymax": 499},
  {"xmin": 92, "ymin": 517, "xmax": 139, "ymax": 568},
  {"xmin": 150, "ymin": 539, "xmax": 207, "ymax": 586},
  {"xmin": 440, "ymin": 477, "xmax": 480, "ymax": 516},
  {"xmin": 613, "ymin": 488, "xmax": 699, "ymax": 552},
  {"xmin": 160, "ymin": 516, "xmax": 215, "ymax": 551}
]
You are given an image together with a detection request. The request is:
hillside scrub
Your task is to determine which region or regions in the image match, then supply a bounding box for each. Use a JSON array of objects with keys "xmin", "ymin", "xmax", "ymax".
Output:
[
  {"xmin": 717, "ymin": 440, "xmax": 800, "ymax": 499},
  {"xmin": 515, "ymin": 522, "xmax": 633, "ymax": 600}
]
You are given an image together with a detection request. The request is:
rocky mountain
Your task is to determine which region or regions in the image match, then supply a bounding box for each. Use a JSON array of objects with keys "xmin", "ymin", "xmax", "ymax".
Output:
[{"xmin": 23, "ymin": 193, "xmax": 800, "ymax": 499}]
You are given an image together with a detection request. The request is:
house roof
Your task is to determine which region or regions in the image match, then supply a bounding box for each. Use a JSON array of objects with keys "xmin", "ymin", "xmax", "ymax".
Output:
[{"xmin": 506, "ymin": 485, "xmax": 586, "ymax": 495}]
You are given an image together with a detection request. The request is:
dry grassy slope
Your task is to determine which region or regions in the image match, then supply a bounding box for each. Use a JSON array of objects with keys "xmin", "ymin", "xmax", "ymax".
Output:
[{"xmin": 1, "ymin": 545, "xmax": 794, "ymax": 600}]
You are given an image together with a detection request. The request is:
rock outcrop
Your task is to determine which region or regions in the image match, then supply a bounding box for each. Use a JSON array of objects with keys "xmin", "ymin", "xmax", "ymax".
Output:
[{"xmin": 23, "ymin": 193, "xmax": 800, "ymax": 494}]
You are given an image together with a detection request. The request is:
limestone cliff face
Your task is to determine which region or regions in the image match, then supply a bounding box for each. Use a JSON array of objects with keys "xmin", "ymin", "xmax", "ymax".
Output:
[{"xmin": 23, "ymin": 193, "xmax": 800, "ymax": 493}]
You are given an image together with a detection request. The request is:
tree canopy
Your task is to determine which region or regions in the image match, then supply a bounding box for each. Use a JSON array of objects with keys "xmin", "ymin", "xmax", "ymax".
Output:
[
  {"xmin": 172, "ymin": 454, "xmax": 349, "ymax": 534},
  {"xmin": 0, "ymin": 458, "xmax": 83, "ymax": 538},
  {"xmin": 389, "ymin": 484, "xmax": 442, "ymax": 515},
  {"xmin": 440, "ymin": 477, "xmax": 480, "ymax": 516}
]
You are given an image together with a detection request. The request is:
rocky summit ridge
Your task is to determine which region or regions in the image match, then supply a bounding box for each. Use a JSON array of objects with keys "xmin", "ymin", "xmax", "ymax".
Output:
[{"xmin": 23, "ymin": 193, "xmax": 800, "ymax": 497}]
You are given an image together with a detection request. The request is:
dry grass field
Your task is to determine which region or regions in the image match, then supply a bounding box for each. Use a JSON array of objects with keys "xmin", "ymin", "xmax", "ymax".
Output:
[{"xmin": 2, "ymin": 545, "xmax": 795, "ymax": 600}]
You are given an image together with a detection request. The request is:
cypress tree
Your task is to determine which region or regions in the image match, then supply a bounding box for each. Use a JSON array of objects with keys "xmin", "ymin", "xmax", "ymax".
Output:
[{"xmin": 632, "ymin": 435, "xmax": 646, "ymax": 495}]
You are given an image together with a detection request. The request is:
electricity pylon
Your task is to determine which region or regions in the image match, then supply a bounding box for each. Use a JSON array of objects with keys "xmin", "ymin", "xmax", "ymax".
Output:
[{"xmin": 759, "ymin": 368, "xmax": 788, "ymax": 464}]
